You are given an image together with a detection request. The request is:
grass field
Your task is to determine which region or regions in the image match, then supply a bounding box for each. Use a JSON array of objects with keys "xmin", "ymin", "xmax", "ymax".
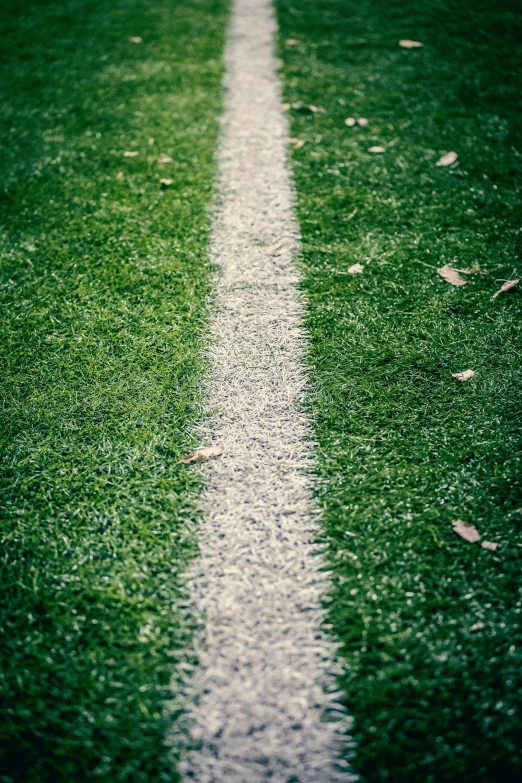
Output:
[
  {"xmin": 0, "ymin": 0, "xmax": 228, "ymax": 780},
  {"xmin": 275, "ymin": 0, "xmax": 522, "ymax": 781},
  {"xmin": 2, "ymin": 0, "xmax": 522, "ymax": 780}
]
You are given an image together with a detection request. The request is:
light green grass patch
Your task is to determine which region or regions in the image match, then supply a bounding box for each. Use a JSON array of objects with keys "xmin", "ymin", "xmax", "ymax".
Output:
[
  {"xmin": 0, "ymin": 0, "xmax": 228, "ymax": 780},
  {"xmin": 276, "ymin": 0, "xmax": 522, "ymax": 781}
]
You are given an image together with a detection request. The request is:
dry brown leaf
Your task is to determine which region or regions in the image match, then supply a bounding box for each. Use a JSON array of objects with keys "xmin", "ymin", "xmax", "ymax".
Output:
[
  {"xmin": 345, "ymin": 117, "xmax": 356, "ymax": 127},
  {"xmin": 128, "ymin": 36, "xmax": 142, "ymax": 43},
  {"xmin": 452, "ymin": 369, "xmax": 475, "ymax": 382},
  {"xmin": 481, "ymin": 541, "xmax": 498, "ymax": 551},
  {"xmin": 399, "ymin": 39, "xmax": 423, "ymax": 48},
  {"xmin": 453, "ymin": 519, "xmax": 481, "ymax": 543},
  {"xmin": 288, "ymin": 138, "xmax": 305, "ymax": 149},
  {"xmin": 437, "ymin": 264, "xmax": 467, "ymax": 286},
  {"xmin": 492, "ymin": 279, "xmax": 519, "ymax": 299},
  {"xmin": 436, "ymin": 151, "xmax": 458, "ymax": 166},
  {"xmin": 123, "ymin": 150, "xmax": 139, "ymax": 157},
  {"xmin": 348, "ymin": 263, "xmax": 364, "ymax": 274},
  {"xmin": 116, "ymin": 171, "xmax": 124, "ymax": 180},
  {"xmin": 182, "ymin": 445, "xmax": 223, "ymax": 463},
  {"xmin": 160, "ymin": 178, "xmax": 173, "ymax": 186},
  {"xmin": 357, "ymin": 117, "xmax": 369, "ymax": 126},
  {"xmin": 368, "ymin": 146, "xmax": 385, "ymax": 153},
  {"xmin": 470, "ymin": 622, "xmax": 484, "ymax": 631},
  {"xmin": 159, "ymin": 154, "xmax": 173, "ymax": 164}
]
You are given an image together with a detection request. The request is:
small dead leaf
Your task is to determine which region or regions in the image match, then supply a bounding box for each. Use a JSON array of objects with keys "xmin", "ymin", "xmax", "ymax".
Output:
[
  {"xmin": 492, "ymin": 279, "xmax": 519, "ymax": 299},
  {"xmin": 182, "ymin": 445, "xmax": 223, "ymax": 463},
  {"xmin": 399, "ymin": 39, "xmax": 423, "ymax": 48},
  {"xmin": 481, "ymin": 541, "xmax": 498, "ymax": 551},
  {"xmin": 288, "ymin": 138, "xmax": 305, "ymax": 149},
  {"xmin": 368, "ymin": 146, "xmax": 385, "ymax": 153},
  {"xmin": 453, "ymin": 519, "xmax": 481, "ymax": 543},
  {"xmin": 159, "ymin": 154, "xmax": 173, "ymax": 164},
  {"xmin": 292, "ymin": 103, "xmax": 325, "ymax": 114},
  {"xmin": 160, "ymin": 178, "xmax": 173, "ymax": 186},
  {"xmin": 437, "ymin": 264, "xmax": 467, "ymax": 286},
  {"xmin": 266, "ymin": 241, "xmax": 284, "ymax": 255},
  {"xmin": 357, "ymin": 117, "xmax": 369, "ymax": 126},
  {"xmin": 436, "ymin": 151, "xmax": 458, "ymax": 166},
  {"xmin": 286, "ymin": 39, "xmax": 300, "ymax": 45},
  {"xmin": 470, "ymin": 622, "xmax": 484, "ymax": 631},
  {"xmin": 123, "ymin": 150, "xmax": 139, "ymax": 157},
  {"xmin": 116, "ymin": 171, "xmax": 124, "ymax": 180},
  {"xmin": 348, "ymin": 263, "xmax": 364, "ymax": 274},
  {"xmin": 345, "ymin": 117, "xmax": 356, "ymax": 127},
  {"xmin": 128, "ymin": 36, "xmax": 142, "ymax": 43},
  {"xmin": 452, "ymin": 369, "xmax": 475, "ymax": 382}
]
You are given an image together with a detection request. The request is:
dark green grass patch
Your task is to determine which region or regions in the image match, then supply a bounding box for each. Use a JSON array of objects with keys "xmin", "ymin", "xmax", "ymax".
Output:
[
  {"xmin": 276, "ymin": 1, "xmax": 522, "ymax": 781},
  {"xmin": 0, "ymin": 0, "xmax": 228, "ymax": 780}
]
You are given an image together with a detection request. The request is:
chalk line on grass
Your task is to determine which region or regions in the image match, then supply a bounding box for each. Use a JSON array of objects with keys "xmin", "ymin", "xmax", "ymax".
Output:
[{"xmin": 172, "ymin": 0, "xmax": 356, "ymax": 780}]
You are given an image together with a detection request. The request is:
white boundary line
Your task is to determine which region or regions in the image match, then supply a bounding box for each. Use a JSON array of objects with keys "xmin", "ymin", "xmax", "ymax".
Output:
[{"xmin": 174, "ymin": 0, "xmax": 356, "ymax": 780}]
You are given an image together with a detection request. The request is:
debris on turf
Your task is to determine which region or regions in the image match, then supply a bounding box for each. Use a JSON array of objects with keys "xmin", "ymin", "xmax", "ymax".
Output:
[
  {"xmin": 452, "ymin": 369, "xmax": 475, "ymax": 381},
  {"xmin": 482, "ymin": 541, "xmax": 499, "ymax": 551},
  {"xmin": 368, "ymin": 145, "xmax": 385, "ymax": 153},
  {"xmin": 399, "ymin": 39, "xmax": 423, "ymax": 48},
  {"xmin": 348, "ymin": 263, "xmax": 364, "ymax": 274},
  {"xmin": 290, "ymin": 102, "xmax": 325, "ymax": 113},
  {"xmin": 123, "ymin": 150, "xmax": 139, "ymax": 157},
  {"xmin": 492, "ymin": 279, "xmax": 519, "ymax": 299},
  {"xmin": 436, "ymin": 151, "xmax": 458, "ymax": 166},
  {"xmin": 128, "ymin": 36, "xmax": 142, "ymax": 43},
  {"xmin": 437, "ymin": 264, "xmax": 467, "ymax": 286},
  {"xmin": 182, "ymin": 445, "xmax": 223, "ymax": 463},
  {"xmin": 266, "ymin": 240, "xmax": 284, "ymax": 255},
  {"xmin": 452, "ymin": 519, "xmax": 481, "ymax": 543}
]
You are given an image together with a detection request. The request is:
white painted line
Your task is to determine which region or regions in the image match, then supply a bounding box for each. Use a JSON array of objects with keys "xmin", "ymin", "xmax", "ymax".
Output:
[{"xmin": 173, "ymin": 0, "xmax": 356, "ymax": 780}]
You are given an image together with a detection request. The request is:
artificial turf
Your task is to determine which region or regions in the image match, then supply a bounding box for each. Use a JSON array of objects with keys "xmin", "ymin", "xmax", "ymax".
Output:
[
  {"xmin": 275, "ymin": 0, "xmax": 522, "ymax": 781},
  {"xmin": 0, "ymin": 0, "xmax": 228, "ymax": 779}
]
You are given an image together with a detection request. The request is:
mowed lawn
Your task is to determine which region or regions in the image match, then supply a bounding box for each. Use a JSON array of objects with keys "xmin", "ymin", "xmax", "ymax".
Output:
[
  {"xmin": 0, "ymin": 0, "xmax": 228, "ymax": 780},
  {"xmin": 276, "ymin": 0, "xmax": 522, "ymax": 781}
]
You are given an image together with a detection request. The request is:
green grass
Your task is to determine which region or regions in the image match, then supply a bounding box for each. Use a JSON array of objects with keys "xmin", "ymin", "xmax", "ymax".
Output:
[
  {"xmin": 275, "ymin": 0, "xmax": 522, "ymax": 781},
  {"xmin": 0, "ymin": 0, "xmax": 228, "ymax": 780}
]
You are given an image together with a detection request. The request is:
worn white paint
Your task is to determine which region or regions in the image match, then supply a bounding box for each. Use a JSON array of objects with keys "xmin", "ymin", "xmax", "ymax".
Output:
[{"xmin": 173, "ymin": 0, "xmax": 356, "ymax": 780}]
